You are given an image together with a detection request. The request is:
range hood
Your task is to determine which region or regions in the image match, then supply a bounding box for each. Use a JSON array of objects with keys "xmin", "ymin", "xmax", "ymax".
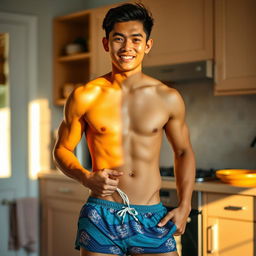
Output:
[{"xmin": 143, "ymin": 60, "xmax": 213, "ymax": 82}]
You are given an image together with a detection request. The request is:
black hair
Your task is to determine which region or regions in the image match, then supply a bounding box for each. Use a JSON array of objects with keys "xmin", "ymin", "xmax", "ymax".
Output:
[{"xmin": 102, "ymin": 3, "xmax": 154, "ymax": 41}]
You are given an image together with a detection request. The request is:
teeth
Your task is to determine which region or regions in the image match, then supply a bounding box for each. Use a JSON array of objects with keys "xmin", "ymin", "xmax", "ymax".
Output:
[{"xmin": 120, "ymin": 56, "xmax": 134, "ymax": 60}]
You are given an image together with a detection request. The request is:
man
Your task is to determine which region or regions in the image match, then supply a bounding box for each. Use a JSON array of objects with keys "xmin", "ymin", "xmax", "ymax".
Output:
[{"xmin": 53, "ymin": 3, "xmax": 195, "ymax": 256}]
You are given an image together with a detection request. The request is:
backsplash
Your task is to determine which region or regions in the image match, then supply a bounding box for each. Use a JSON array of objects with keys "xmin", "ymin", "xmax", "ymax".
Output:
[{"xmin": 160, "ymin": 79, "xmax": 256, "ymax": 170}]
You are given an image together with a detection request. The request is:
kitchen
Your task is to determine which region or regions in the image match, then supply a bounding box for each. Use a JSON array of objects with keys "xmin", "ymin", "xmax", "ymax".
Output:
[{"xmin": 0, "ymin": 0, "xmax": 255, "ymax": 256}]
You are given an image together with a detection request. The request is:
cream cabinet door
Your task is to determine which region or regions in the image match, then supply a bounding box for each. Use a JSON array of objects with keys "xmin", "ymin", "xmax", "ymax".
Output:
[
  {"xmin": 214, "ymin": 0, "xmax": 256, "ymax": 95},
  {"xmin": 142, "ymin": 0, "xmax": 213, "ymax": 66},
  {"xmin": 42, "ymin": 198, "xmax": 84, "ymax": 256},
  {"xmin": 90, "ymin": 6, "xmax": 112, "ymax": 79},
  {"xmin": 205, "ymin": 217, "xmax": 254, "ymax": 256}
]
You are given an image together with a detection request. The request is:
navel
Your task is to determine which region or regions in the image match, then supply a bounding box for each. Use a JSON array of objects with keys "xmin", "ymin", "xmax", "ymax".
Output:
[
  {"xmin": 152, "ymin": 128, "xmax": 158, "ymax": 133},
  {"xmin": 129, "ymin": 170, "xmax": 135, "ymax": 177}
]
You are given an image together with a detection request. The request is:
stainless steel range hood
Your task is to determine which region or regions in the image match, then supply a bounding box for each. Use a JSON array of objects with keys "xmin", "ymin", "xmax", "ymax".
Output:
[{"xmin": 143, "ymin": 60, "xmax": 213, "ymax": 82}]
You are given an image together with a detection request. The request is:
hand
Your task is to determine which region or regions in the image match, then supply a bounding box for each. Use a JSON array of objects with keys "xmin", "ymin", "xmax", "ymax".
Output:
[
  {"xmin": 158, "ymin": 205, "xmax": 191, "ymax": 236},
  {"xmin": 84, "ymin": 168, "xmax": 123, "ymax": 197}
]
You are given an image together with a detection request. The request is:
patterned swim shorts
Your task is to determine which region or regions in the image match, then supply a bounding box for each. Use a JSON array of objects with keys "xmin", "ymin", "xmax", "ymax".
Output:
[{"xmin": 75, "ymin": 197, "xmax": 177, "ymax": 255}]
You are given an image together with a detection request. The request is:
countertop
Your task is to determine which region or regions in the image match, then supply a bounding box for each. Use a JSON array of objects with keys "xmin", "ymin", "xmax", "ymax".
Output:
[{"xmin": 38, "ymin": 170, "xmax": 256, "ymax": 196}]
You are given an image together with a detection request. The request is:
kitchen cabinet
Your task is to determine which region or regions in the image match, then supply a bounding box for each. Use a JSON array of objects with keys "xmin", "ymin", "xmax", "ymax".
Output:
[
  {"xmin": 142, "ymin": 0, "xmax": 213, "ymax": 67},
  {"xmin": 203, "ymin": 192, "xmax": 255, "ymax": 256},
  {"xmin": 214, "ymin": 0, "xmax": 256, "ymax": 95},
  {"xmin": 39, "ymin": 176, "xmax": 89, "ymax": 256},
  {"xmin": 90, "ymin": 5, "xmax": 113, "ymax": 79},
  {"xmin": 53, "ymin": 10, "xmax": 91, "ymax": 105}
]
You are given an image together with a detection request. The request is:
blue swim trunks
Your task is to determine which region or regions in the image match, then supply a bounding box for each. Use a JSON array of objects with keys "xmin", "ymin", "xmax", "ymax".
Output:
[{"xmin": 75, "ymin": 196, "xmax": 177, "ymax": 255}]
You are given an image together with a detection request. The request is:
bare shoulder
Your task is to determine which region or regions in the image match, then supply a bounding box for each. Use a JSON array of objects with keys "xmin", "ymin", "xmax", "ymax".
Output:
[
  {"xmin": 142, "ymin": 73, "xmax": 183, "ymax": 104},
  {"xmin": 150, "ymin": 78, "xmax": 185, "ymax": 117},
  {"xmin": 64, "ymin": 75, "xmax": 110, "ymax": 118}
]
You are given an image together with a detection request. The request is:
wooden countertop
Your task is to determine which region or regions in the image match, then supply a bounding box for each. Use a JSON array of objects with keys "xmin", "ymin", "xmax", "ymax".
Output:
[{"xmin": 38, "ymin": 170, "xmax": 256, "ymax": 196}]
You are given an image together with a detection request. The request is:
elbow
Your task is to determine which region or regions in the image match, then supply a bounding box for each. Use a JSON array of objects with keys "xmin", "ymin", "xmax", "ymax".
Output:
[
  {"xmin": 52, "ymin": 145, "xmax": 61, "ymax": 166},
  {"xmin": 174, "ymin": 147, "xmax": 194, "ymax": 159},
  {"xmin": 175, "ymin": 149, "xmax": 186, "ymax": 158}
]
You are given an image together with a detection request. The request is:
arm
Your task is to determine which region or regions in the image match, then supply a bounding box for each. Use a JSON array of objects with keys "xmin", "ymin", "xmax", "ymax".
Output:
[
  {"xmin": 53, "ymin": 86, "xmax": 122, "ymax": 195},
  {"xmin": 53, "ymin": 87, "xmax": 90, "ymax": 184},
  {"xmin": 158, "ymin": 89, "xmax": 196, "ymax": 235}
]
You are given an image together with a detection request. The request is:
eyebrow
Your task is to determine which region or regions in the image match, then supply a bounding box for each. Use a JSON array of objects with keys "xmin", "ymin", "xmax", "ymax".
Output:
[{"xmin": 112, "ymin": 32, "xmax": 144, "ymax": 38}]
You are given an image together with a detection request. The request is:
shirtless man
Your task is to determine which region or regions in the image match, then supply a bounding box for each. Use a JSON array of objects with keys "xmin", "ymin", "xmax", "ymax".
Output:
[{"xmin": 53, "ymin": 3, "xmax": 195, "ymax": 256}]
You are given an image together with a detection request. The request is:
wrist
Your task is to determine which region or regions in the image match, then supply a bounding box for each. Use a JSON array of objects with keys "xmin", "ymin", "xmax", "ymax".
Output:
[
  {"xmin": 81, "ymin": 169, "xmax": 92, "ymax": 187},
  {"xmin": 178, "ymin": 201, "xmax": 191, "ymax": 212}
]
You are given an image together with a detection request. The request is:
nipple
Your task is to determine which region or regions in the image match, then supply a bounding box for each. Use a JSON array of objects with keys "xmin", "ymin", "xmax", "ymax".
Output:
[{"xmin": 100, "ymin": 127, "xmax": 106, "ymax": 132}]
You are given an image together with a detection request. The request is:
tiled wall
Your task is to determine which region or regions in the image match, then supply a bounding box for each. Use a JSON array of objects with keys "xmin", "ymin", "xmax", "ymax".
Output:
[{"xmin": 160, "ymin": 79, "xmax": 256, "ymax": 170}]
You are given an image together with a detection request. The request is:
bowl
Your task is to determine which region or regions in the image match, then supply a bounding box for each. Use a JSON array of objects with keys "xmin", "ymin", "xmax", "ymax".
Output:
[
  {"xmin": 65, "ymin": 43, "xmax": 83, "ymax": 55},
  {"xmin": 216, "ymin": 169, "xmax": 256, "ymax": 187}
]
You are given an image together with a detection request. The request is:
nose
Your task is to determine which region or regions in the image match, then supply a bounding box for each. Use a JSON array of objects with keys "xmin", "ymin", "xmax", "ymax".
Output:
[{"xmin": 122, "ymin": 39, "xmax": 132, "ymax": 52}]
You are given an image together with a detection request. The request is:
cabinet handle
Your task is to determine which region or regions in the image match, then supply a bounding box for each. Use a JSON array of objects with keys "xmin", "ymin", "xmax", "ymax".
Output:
[
  {"xmin": 224, "ymin": 205, "xmax": 245, "ymax": 211},
  {"xmin": 207, "ymin": 224, "xmax": 218, "ymax": 254},
  {"xmin": 57, "ymin": 187, "xmax": 72, "ymax": 194}
]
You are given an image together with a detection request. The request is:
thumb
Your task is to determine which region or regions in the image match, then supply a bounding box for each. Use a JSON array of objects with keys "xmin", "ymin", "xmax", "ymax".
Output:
[{"xmin": 158, "ymin": 211, "xmax": 174, "ymax": 227}]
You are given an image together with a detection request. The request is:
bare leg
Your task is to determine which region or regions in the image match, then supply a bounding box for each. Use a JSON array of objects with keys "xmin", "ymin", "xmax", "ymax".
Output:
[
  {"xmin": 80, "ymin": 247, "xmax": 118, "ymax": 256},
  {"xmin": 134, "ymin": 252, "xmax": 179, "ymax": 256}
]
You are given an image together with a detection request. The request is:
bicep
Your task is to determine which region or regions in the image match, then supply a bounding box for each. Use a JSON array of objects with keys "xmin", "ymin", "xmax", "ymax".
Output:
[
  {"xmin": 164, "ymin": 118, "xmax": 191, "ymax": 155},
  {"xmin": 56, "ymin": 118, "xmax": 84, "ymax": 152},
  {"xmin": 55, "ymin": 89, "xmax": 86, "ymax": 151},
  {"xmin": 164, "ymin": 90, "xmax": 191, "ymax": 155}
]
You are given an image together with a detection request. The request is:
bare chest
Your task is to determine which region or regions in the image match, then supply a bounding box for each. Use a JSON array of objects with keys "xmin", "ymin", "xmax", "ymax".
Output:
[{"xmin": 85, "ymin": 89, "xmax": 170, "ymax": 136}]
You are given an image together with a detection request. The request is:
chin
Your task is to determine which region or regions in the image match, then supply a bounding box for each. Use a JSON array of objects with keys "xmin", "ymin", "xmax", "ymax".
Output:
[{"xmin": 113, "ymin": 63, "xmax": 140, "ymax": 73}]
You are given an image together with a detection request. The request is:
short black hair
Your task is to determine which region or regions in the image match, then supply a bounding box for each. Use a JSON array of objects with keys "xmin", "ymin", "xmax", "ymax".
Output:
[{"xmin": 102, "ymin": 3, "xmax": 154, "ymax": 41}]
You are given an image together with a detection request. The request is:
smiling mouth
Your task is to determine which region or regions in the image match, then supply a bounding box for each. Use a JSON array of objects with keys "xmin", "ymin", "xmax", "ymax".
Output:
[{"xmin": 119, "ymin": 55, "xmax": 135, "ymax": 62}]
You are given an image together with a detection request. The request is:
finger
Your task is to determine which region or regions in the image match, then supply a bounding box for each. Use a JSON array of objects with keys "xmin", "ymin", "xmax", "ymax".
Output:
[
  {"xmin": 173, "ymin": 224, "xmax": 185, "ymax": 236},
  {"xmin": 158, "ymin": 212, "xmax": 174, "ymax": 227},
  {"xmin": 104, "ymin": 169, "xmax": 123, "ymax": 177},
  {"xmin": 106, "ymin": 178, "xmax": 119, "ymax": 186},
  {"xmin": 103, "ymin": 184, "xmax": 118, "ymax": 192}
]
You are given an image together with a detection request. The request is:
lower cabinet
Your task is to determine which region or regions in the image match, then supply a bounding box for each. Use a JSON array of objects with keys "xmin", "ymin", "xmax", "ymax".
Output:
[
  {"xmin": 40, "ymin": 176, "xmax": 89, "ymax": 256},
  {"xmin": 203, "ymin": 192, "xmax": 255, "ymax": 256}
]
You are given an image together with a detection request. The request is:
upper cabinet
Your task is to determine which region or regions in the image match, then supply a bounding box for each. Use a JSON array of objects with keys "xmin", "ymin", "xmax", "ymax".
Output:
[
  {"xmin": 142, "ymin": 0, "xmax": 213, "ymax": 67},
  {"xmin": 90, "ymin": 6, "xmax": 113, "ymax": 80},
  {"xmin": 53, "ymin": 11, "xmax": 91, "ymax": 105},
  {"xmin": 214, "ymin": 0, "xmax": 256, "ymax": 95}
]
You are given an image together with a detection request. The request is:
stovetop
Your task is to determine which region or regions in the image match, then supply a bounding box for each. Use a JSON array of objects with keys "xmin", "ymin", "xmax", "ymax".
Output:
[{"xmin": 160, "ymin": 166, "xmax": 217, "ymax": 182}]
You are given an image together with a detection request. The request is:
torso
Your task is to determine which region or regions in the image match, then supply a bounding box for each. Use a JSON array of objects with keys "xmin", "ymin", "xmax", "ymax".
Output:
[{"xmin": 82, "ymin": 73, "xmax": 173, "ymax": 205}]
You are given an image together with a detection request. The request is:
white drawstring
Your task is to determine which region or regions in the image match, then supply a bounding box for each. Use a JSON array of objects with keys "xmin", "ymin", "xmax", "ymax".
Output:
[{"xmin": 116, "ymin": 188, "xmax": 139, "ymax": 223}]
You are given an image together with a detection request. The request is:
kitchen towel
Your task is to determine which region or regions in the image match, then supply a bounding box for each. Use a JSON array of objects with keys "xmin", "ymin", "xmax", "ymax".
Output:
[{"xmin": 8, "ymin": 197, "xmax": 38, "ymax": 252}]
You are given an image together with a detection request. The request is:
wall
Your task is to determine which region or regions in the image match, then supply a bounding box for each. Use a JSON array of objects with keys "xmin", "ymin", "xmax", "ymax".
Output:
[{"xmin": 160, "ymin": 79, "xmax": 256, "ymax": 170}]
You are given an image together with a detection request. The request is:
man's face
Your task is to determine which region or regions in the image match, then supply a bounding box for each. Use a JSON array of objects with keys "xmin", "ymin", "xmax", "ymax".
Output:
[{"xmin": 103, "ymin": 21, "xmax": 153, "ymax": 74}]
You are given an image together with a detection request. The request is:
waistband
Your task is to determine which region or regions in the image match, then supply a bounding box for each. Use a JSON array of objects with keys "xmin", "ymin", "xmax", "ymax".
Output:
[{"xmin": 87, "ymin": 197, "xmax": 165, "ymax": 213}]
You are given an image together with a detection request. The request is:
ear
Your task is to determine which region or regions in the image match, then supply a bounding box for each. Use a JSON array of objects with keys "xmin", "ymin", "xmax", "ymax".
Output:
[
  {"xmin": 145, "ymin": 38, "xmax": 153, "ymax": 54},
  {"xmin": 102, "ymin": 37, "xmax": 109, "ymax": 52}
]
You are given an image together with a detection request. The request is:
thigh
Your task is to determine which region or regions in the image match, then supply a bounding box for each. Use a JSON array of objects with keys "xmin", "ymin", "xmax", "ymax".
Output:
[
  {"xmin": 134, "ymin": 252, "xmax": 179, "ymax": 256},
  {"xmin": 80, "ymin": 247, "xmax": 119, "ymax": 256}
]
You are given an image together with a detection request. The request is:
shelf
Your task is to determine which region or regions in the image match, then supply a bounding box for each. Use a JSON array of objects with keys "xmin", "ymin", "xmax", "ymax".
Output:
[
  {"xmin": 55, "ymin": 98, "xmax": 67, "ymax": 106},
  {"xmin": 58, "ymin": 52, "xmax": 90, "ymax": 62}
]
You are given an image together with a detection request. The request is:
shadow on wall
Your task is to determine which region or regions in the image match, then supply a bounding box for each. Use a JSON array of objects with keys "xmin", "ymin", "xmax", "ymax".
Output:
[{"xmin": 160, "ymin": 79, "xmax": 256, "ymax": 170}]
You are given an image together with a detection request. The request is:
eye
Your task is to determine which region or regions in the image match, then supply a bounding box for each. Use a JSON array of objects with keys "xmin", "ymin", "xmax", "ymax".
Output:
[
  {"xmin": 133, "ymin": 38, "xmax": 142, "ymax": 43},
  {"xmin": 114, "ymin": 37, "xmax": 123, "ymax": 42}
]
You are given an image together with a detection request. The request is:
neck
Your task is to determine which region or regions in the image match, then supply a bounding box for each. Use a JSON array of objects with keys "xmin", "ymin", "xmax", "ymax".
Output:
[{"xmin": 110, "ymin": 65, "xmax": 143, "ymax": 90}]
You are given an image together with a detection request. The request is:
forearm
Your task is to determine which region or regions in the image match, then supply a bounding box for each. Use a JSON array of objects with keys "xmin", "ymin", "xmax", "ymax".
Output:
[
  {"xmin": 174, "ymin": 148, "xmax": 196, "ymax": 209},
  {"xmin": 53, "ymin": 146, "xmax": 91, "ymax": 186}
]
